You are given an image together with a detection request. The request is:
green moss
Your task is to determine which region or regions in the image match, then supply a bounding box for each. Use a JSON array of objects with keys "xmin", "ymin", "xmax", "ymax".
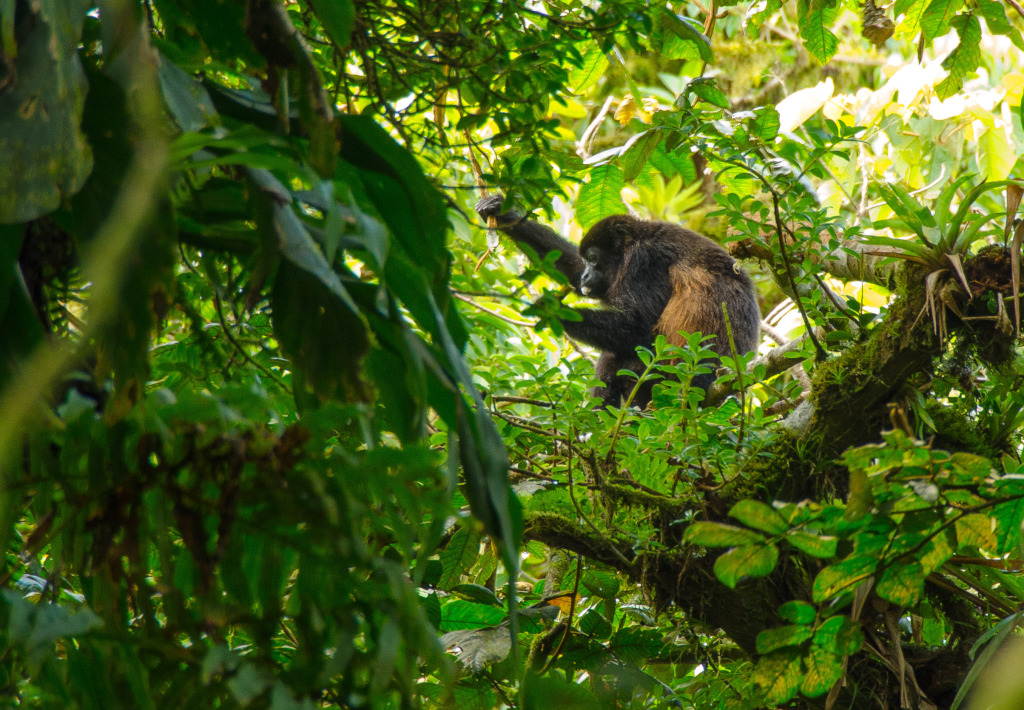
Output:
[
  {"xmin": 924, "ymin": 399, "xmax": 1001, "ymax": 458},
  {"xmin": 720, "ymin": 434, "xmax": 819, "ymax": 502}
]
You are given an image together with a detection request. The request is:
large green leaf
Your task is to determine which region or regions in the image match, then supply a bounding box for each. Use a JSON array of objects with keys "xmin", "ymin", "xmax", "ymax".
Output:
[
  {"xmin": 921, "ymin": 0, "xmax": 965, "ymax": 43},
  {"xmin": 620, "ymin": 130, "xmax": 663, "ymax": 182},
  {"xmin": 307, "ymin": 0, "xmax": 355, "ymax": 49},
  {"xmin": 798, "ymin": 3, "xmax": 839, "ymax": 64},
  {"xmin": 713, "ymin": 543, "xmax": 780, "ymax": 588},
  {"xmin": 659, "ymin": 12, "xmax": 714, "ymax": 62},
  {"xmin": 0, "ymin": 0, "xmax": 92, "ymax": 222},
  {"xmin": 338, "ymin": 116, "xmax": 449, "ymax": 291},
  {"xmin": 253, "ymin": 168, "xmax": 371, "ymax": 401},
  {"xmin": 976, "ymin": 0, "xmax": 1024, "ymax": 49},
  {"xmin": 812, "ymin": 557, "xmax": 877, "ymax": 601},
  {"xmin": 685, "ymin": 521, "xmax": 767, "ymax": 547},
  {"xmin": 813, "ymin": 615, "xmax": 863, "ymax": 655},
  {"xmin": 875, "ymin": 560, "xmax": 925, "ymax": 605},
  {"xmin": 576, "ymin": 165, "xmax": 626, "ymax": 230},
  {"xmin": 729, "ymin": 500, "xmax": 788, "ymax": 535},
  {"xmin": 935, "ymin": 14, "xmax": 982, "ymax": 100},
  {"xmin": 753, "ymin": 649, "xmax": 802, "ymax": 705},
  {"xmin": 568, "ymin": 42, "xmax": 609, "ymax": 93},
  {"xmin": 800, "ymin": 646, "xmax": 844, "ymax": 698}
]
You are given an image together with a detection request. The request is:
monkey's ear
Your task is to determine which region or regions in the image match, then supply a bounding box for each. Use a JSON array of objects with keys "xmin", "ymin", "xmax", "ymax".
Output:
[{"xmin": 613, "ymin": 221, "xmax": 631, "ymax": 250}]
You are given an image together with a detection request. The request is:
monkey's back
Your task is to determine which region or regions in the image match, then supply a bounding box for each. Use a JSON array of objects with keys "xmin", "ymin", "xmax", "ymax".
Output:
[{"xmin": 639, "ymin": 222, "xmax": 760, "ymax": 356}]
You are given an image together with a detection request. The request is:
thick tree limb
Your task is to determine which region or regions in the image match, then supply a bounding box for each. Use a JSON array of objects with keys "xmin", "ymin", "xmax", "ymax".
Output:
[
  {"xmin": 798, "ymin": 271, "xmax": 938, "ymax": 453},
  {"xmin": 524, "ymin": 513, "xmax": 787, "ymax": 656}
]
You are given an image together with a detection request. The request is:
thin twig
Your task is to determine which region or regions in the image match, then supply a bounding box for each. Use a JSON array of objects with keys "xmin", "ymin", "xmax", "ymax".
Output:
[
  {"xmin": 452, "ymin": 292, "xmax": 535, "ymax": 327},
  {"xmin": 212, "ymin": 291, "xmax": 291, "ymax": 392},
  {"xmin": 770, "ymin": 192, "xmax": 827, "ymax": 360},
  {"xmin": 722, "ymin": 304, "xmax": 745, "ymax": 450},
  {"xmin": 540, "ymin": 553, "xmax": 583, "ymax": 674}
]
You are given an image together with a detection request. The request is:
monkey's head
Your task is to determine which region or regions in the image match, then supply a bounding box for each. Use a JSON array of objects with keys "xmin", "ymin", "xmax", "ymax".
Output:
[{"xmin": 578, "ymin": 215, "xmax": 637, "ymax": 298}]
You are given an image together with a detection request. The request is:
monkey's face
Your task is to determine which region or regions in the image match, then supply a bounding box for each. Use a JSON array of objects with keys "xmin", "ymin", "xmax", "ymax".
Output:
[
  {"xmin": 579, "ymin": 217, "xmax": 631, "ymax": 298},
  {"xmin": 580, "ymin": 245, "xmax": 616, "ymax": 298}
]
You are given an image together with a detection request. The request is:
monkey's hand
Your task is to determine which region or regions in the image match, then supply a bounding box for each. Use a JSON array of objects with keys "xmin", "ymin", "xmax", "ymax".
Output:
[{"xmin": 475, "ymin": 194, "xmax": 525, "ymax": 227}]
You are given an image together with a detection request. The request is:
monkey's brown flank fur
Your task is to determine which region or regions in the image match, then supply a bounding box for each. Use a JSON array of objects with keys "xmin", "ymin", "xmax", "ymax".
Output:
[{"xmin": 655, "ymin": 264, "xmax": 716, "ymax": 346}]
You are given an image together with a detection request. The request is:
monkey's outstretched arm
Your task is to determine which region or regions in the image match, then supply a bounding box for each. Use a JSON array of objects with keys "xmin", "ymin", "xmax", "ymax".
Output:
[
  {"xmin": 475, "ymin": 195, "xmax": 585, "ymax": 288},
  {"xmin": 561, "ymin": 307, "xmax": 660, "ymax": 354}
]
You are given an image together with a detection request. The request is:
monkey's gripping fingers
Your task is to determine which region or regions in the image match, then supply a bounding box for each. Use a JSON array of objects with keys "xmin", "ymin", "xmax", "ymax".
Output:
[{"xmin": 475, "ymin": 194, "xmax": 524, "ymax": 227}]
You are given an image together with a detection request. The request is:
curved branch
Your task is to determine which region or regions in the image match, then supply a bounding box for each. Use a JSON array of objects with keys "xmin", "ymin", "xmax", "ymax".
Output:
[{"xmin": 822, "ymin": 240, "xmax": 904, "ymax": 290}]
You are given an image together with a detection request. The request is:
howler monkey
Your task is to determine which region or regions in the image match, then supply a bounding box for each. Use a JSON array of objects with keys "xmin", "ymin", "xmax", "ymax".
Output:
[{"xmin": 476, "ymin": 195, "xmax": 760, "ymax": 408}]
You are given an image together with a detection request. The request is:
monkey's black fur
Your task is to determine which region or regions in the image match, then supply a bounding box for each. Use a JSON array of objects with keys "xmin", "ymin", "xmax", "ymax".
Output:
[{"xmin": 476, "ymin": 195, "xmax": 760, "ymax": 408}]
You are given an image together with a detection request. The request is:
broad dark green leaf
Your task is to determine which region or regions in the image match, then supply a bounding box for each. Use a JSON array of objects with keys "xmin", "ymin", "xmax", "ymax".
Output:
[
  {"xmin": 610, "ymin": 627, "xmax": 665, "ymax": 662},
  {"xmin": 439, "ymin": 527, "xmax": 483, "ymax": 590},
  {"xmin": 338, "ymin": 116, "xmax": 449, "ymax": 291},
  {"xmin": 921, "ymin": 0, "xmax": 965, "ymax": 43},
  {"xmin": 451, "ymin": 584, "xmax": 502, "ymax": 606},
  {"xmin": 621, "ymin": 131, "xmax": 663, "ymax": 182},
  {"xmin": 687, "ymin": 77, "xmax": 730, "ymax": 109},
  {"xmin": 439, "ymin": 601, "xmax": 507, "ymax": 632},
  {"xmin": 0, "ymin": 0, "xmax": 92, "ymax": 222},
  {"xmin": 756, "ymin": 624, "xmax": 814, "ymax": 654},
  {"xmin": 813, "ymin": 615, "xmax": 863, "ymax": 655},
  {"xmin": 935, "ymin": 14, "xmax": 982, "ymax": 100},
  {"xmin": 779, "ymin": 600, "xmax": 817, "ymax": 624},
  {"xmin": 308, "ymin": 0, "xmax": 355, "ymax": 48},
  {"xmin": 578, "ymin": 610, "xmax": 613, "ymax": 638},
  {"xmin": 659, "ymin": 12, "xmax": 714, "ymax": 62},
  {"xmin": 582, "ymin": 571, "xmax": 620, "ymax": 599}
]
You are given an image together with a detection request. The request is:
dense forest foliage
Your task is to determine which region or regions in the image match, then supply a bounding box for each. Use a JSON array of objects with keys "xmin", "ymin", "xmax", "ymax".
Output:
[{"xmin": 2, "ymin": 0, "xmax": 1024, "ymax": 707}]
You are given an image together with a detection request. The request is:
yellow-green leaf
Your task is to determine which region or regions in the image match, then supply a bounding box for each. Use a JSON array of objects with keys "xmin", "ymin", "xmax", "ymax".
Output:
[
  {"xmin": 621, "ymin": 131, "xmax": 663, "ymax": 182},
  {"xmin": 798, "ymin": 7, "xmax": 839, "ymax": 63},
  {"xmin": 875, "ymin": 560, "xmax": 925, "ymax": 606},
  {"xmin": 684, "ymin": 522, "xmax": 766, "ymax": 548},
  {"xmin": 956, "ymin": 513, "xmax": 997, "ymax": 552},
  {"xmin": 730, "ymin": 500, "xmax": 788, "ymax": 535},
  {"xmin": 753, "ymin": 649, "xmax": 802, "ymax": 705},
  {"xmin": 713, "ymin": 544, "xmax": 779, "ymax": 588},
  {"xmin": 786, "ymin": 530, "xmax": 839, "ymax": 558},
  {"xmin": 800, "ymin": 645, "xmax": 844, "ymax": 698},
  {"xmin": 921, "ymin": 0, "xmax": 965, "ymax": 43},
  {"xmin": 812, "ymin": 557, "xmax": 877, "ymax": 602}
]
